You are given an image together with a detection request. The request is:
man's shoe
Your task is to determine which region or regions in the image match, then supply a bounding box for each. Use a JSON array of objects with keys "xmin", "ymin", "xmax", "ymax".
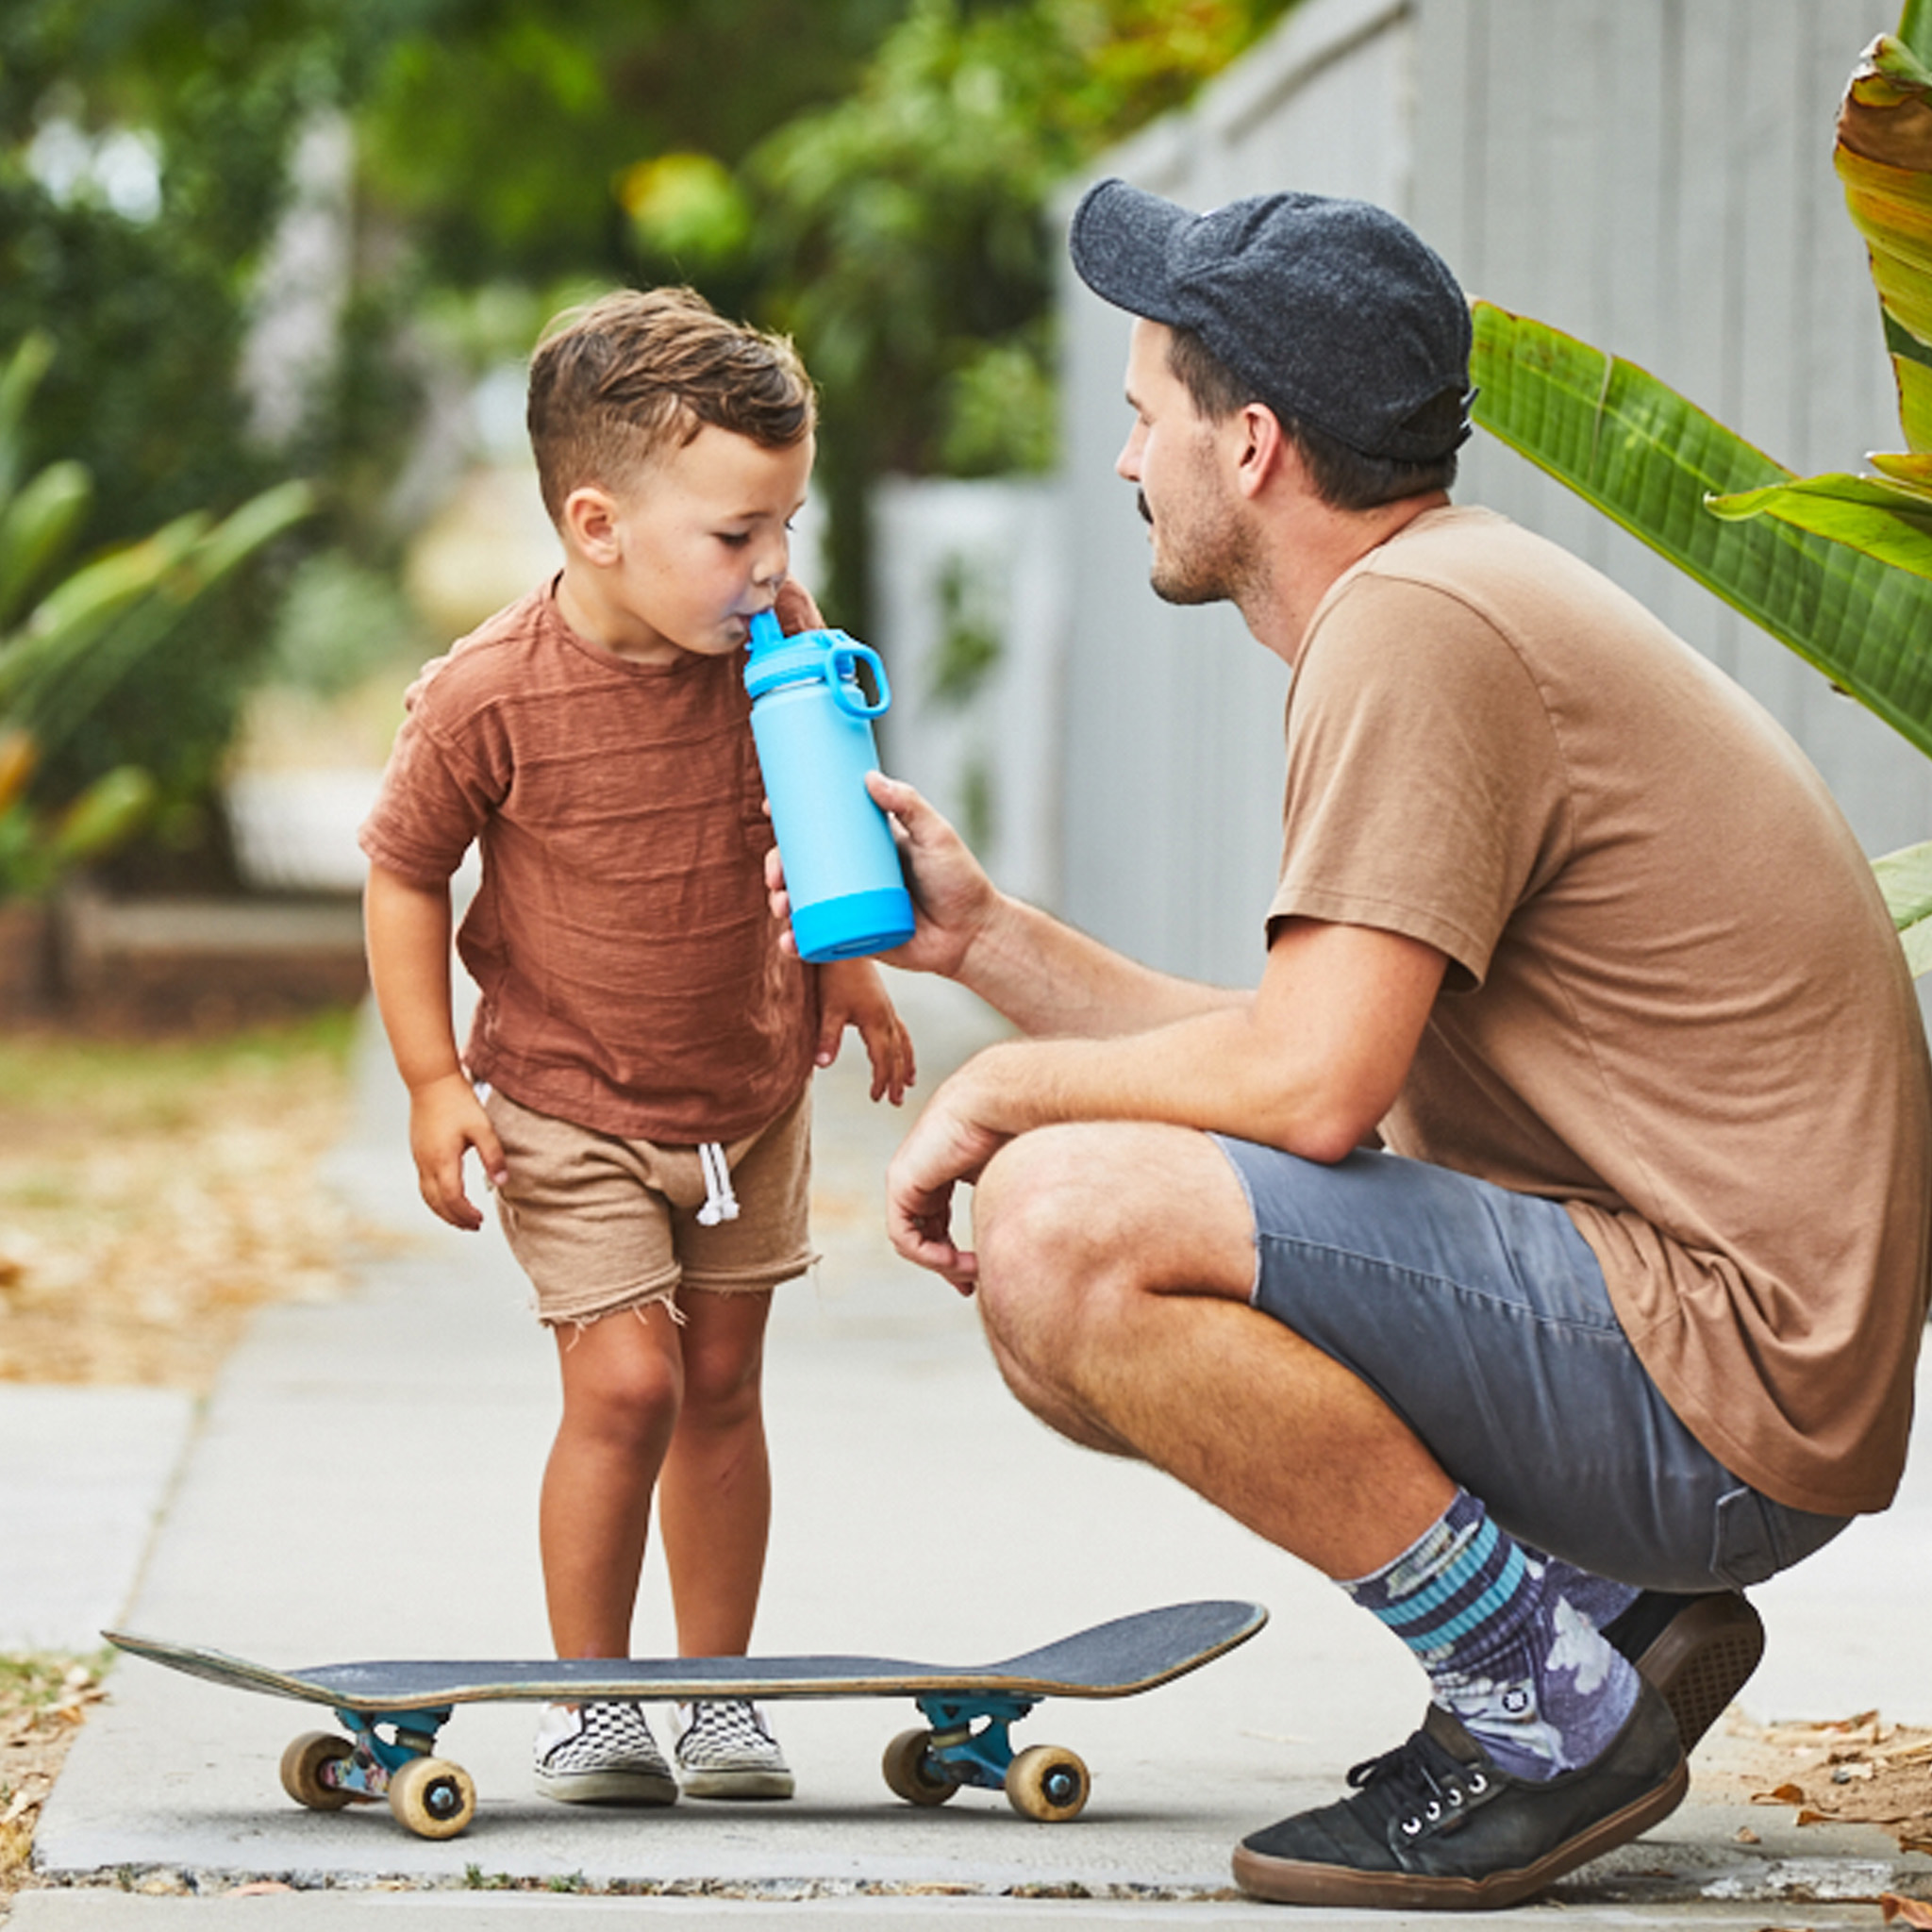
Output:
[
  {"xmin": 1603, "ymin": 1590, "xmax": 1764, "ymax": 1753},
  {"xmin": 532, "ymin": 1700, "xmax": 678, "ymax": 1806},
  {"xmin": 675, "ymin": 1698, "xmax": 795, "ymax": 1800},
  {"xmin": 1231, "ymin": 1680, "xmax": 1687, "ymax": 1909}
]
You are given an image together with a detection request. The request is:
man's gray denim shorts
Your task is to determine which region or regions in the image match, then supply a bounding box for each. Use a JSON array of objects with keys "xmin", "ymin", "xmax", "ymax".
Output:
[{"xmin": 1212, "ymin": 1136, "xmax": 1849, "ymax": 1593}]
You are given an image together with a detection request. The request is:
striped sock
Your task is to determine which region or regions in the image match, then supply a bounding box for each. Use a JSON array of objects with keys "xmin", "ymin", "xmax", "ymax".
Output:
[{"xmin": 1341, "ymin": 1490, "xmax": 1639, "ymax": 1780}]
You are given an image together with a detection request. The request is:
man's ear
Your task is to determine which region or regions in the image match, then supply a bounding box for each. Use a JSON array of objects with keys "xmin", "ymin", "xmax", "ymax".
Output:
[
  {"xmin": 560, "ymin": 485, "xmax": 622, "ymax": 563},
  {"xmin": 1232, "ymin": 402, "xmax": 1291, "ymax": 501}
]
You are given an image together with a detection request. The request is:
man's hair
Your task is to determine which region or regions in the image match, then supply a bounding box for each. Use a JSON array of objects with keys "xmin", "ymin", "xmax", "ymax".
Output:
[
  {"xmin": 1164, "ymin": 325, "xmax": 1458, "ymax": 511},
  {"xmin": 526, "ymin": 287, "xmax": 815, "ymax": 524}
]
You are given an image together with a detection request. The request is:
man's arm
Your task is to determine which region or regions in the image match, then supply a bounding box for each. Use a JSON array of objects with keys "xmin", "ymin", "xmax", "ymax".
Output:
[
  {"xmin": 886, "ymin": 913, "xmax": 1446, "ymax": 1285},
  {"xmin": 857, "ymin": 772, "xmax": 1247, "ymax": 1038},
  {"xmin": 363, "ymin": 861, "xmax": 508, "ymax": 1230}
]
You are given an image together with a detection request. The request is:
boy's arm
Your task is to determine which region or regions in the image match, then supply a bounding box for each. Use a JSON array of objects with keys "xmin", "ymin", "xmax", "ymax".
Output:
[
  {"xmin": 815, "ymin": 957, "xmax": 915, "ymax": 1104},
  {"xmin": 364, "ymin": 861, "xmax": 508, "ymax": 1230}
]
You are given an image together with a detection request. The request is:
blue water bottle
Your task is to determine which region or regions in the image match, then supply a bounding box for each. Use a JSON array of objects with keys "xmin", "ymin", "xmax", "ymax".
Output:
[{"xmin": 744, "ymin": 610, "xmax": 915, "ymax": 962}]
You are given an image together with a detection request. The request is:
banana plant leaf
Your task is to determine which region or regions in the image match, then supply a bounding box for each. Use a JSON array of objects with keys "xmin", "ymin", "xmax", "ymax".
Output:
[
  {"xmin": 1838, "ymin": 29, "xmax": 1932, "ymax": 455},
  {"xmin": 1467, "ymin": 302, "xmax": 1932, "ymax": 763},
  {"xmin": 1874, "ymin": 839, "xmax": 1932, "ymax": 975},
  {"xmin": 1705, "ymin": 471, "xmax": 1932, "ymax": 577}
]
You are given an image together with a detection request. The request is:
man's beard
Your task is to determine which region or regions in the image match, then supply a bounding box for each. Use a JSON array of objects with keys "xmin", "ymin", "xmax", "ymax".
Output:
[{"xmin": 1139, "ymin": 487, "xmax": 1258, "ymax": 608}]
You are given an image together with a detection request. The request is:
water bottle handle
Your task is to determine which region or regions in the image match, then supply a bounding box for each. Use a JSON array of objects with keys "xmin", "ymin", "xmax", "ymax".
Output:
[{"xmin": 830, "ymin": 643, "xmax": 891, "ymax": 719}]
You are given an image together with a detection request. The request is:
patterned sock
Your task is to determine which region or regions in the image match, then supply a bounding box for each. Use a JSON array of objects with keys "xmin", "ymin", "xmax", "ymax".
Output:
[
  {"xmin": 1341, "ymin": 1490, "xmax": 1640, "ymax": 1780},
  {"xmin": 1532, "ymin": 1553, "xmax": 1641, "ymax": 1635}
]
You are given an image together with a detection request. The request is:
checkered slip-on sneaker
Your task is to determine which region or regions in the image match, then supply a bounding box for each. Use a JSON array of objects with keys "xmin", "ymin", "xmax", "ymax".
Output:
[
  {"xmin": 675, "ymin": 1698, "xmax": 795, "ymax": 1801},
  {"xmin": 532, "ymin": 1700, "xmax": 678, "ymax": 1806}
]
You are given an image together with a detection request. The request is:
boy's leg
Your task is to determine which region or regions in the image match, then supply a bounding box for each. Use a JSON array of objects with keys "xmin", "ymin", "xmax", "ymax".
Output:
[
  {"xmin": 541, "ymin": 1303, "xmax": 683, "ymax": 1658},
  {"xmin": 658, "ymin": 1286, "xmax": 774, "ymax": 1657}
]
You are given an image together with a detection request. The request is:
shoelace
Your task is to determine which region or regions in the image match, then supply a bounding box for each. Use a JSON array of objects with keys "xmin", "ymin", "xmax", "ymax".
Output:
[{"xmin": 1346, "ymin": 1726, "xmax": 1493, "ymax": 1842}]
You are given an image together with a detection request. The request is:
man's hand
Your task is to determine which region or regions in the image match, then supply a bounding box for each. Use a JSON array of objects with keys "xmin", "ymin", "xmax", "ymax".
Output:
[
  {"xmin": 771, "ymin": 578, "xmax": 826, "ymax": 634},
  {"xmin": 815, "ymin": 956, "xmax": 916, "ymax": 1104},
  {"xmin": 764, "ymin": 772, "xmax": 1003, "ymax": 980},
  {"xmin": 407, "ymin": 1071, "xmax": 508, "ymax": 1231},
  {"xmin": 884, "ymin": 1052, "xmax": 1019, "ymax": 1291}
]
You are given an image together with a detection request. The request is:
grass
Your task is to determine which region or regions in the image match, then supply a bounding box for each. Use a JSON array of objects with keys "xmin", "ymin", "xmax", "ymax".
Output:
[{"xmin": 0, "ymin": 1653, "xmax": 108, "ymax": 1890}]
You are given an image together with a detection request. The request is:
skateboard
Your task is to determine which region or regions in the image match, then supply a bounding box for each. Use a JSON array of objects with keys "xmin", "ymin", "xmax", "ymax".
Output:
[{"xmin": 106, "ymin": 1598, "xmax": 1267, "ymax": 1840}]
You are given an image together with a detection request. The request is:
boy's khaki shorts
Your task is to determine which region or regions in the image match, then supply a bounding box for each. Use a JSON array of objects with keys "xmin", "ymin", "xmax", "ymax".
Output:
[{"xmin": 484, "ymin": 1085, "xmax": 815, "ymax": 1327}]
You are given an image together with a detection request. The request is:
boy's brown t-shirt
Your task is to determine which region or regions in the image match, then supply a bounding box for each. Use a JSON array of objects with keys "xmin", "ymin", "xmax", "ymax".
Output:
[
  {"xmin": 1270, "ymin": 506, "xmax": 1932, "ymax": 1517},
  {"xmin": 358, "ymin": 581, "xmax": 816, "ymax": 1143}
]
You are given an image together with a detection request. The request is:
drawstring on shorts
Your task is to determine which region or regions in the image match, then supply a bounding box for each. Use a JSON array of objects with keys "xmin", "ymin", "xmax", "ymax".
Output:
[{"xmin": 696, "ymin": 1141, "xmax": 740, "ymax": 1226}]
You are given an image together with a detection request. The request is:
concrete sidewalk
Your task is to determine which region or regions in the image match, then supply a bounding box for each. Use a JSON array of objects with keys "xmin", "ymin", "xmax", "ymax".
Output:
[{"xmin": 16, "ymin": 974, "xmax": 1932, "ymax": 1928}]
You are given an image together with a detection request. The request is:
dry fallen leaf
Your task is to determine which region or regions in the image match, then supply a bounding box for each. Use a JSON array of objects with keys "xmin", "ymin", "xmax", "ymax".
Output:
[{"xmin": 1881, "ymin": 1894, "xmax": 1932, "ymax": 1929}]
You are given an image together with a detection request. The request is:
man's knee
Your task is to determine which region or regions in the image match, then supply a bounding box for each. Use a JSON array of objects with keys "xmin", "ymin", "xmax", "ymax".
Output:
[{"xmin": 973, "ymin": 1121, "xmax": 1254, "ymax": 1355}]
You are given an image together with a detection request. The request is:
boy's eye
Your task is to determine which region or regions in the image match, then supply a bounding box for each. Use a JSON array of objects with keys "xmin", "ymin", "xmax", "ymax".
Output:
[{"xmin": 717, "ymin": 531, "xmax": 752, "ymax": 548}]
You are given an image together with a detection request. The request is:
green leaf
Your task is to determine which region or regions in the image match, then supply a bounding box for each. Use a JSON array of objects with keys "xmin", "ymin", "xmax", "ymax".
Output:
[
  {"xmin": 1706, "ymin": 471, "xmax": 1932, "ymax": 578},
  {"xmin": 1468, "ymin": 302, "xmax": 1932, "ymax": 762},
  {"xmin": 50, "ymin": 766, "xmax": 156, "ymax": 866},
  {"xmin": 0, "ymin": 461, "xmax": 92, "ymax": 630},
  {"xmin": 1837, "ymin": 34, "xmax": 1932, "ymax": 450},
  {"xmin": 1874, "ymin": 838, "xmax": 1932, "ymax": 975}
]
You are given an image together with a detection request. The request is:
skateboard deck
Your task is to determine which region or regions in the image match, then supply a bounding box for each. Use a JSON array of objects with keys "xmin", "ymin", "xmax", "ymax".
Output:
[{"xmin": 107, "ymin": 1598, "xmax": 1267, "ymax": 1839}]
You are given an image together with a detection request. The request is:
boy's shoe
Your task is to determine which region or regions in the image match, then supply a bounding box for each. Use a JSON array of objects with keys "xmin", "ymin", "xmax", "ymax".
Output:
[
  {"xmin": 532, "ymin": 1701, "xmax": 678, "ymax": 1806},
  {"xmin": 1231, "ymin": 1679, "xmax": 1686, "ymax": 1910},
  {"xmin": 675, "ymin": 1699, "xmax": 795, "ymax": 1800},
  {"xmin": 1603, "ymin": 1589, "xmax": 1764, "ymax": 1754}
]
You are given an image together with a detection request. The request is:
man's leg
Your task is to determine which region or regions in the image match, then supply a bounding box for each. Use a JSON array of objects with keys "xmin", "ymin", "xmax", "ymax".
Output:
[
  {"xmin": 973, "ymin": 1119, "xmax": 1457, "ymax": 1575},
  {"xmin": 970, "ymin": 1121, "xmax": 1683, "ymax": 1910}
]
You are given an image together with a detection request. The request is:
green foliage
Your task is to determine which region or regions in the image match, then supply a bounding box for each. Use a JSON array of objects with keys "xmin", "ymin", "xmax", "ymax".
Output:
[
  {"xmin": 0, "ymin": 4, "xmax": 334, "ymax": 851},
  {"xmin": 353, "ymin": 0, "xmax": 909, "ymax": 289},
  {"xmin": 0, "ymin": 336, "xmax": 312, "ymax": 902},
  {"xmin": 743, "ymin": 0, "xmax": 1297, "ymax": 621}
]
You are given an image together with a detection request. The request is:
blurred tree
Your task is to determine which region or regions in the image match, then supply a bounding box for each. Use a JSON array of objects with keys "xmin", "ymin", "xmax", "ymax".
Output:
[
  {"xmin": 354, "ymin": 0, "xmax": 912, "ymax": 292},
  {"xmin": 0, "ymin": 0, "xmax": 1292, "ymax": 852},
  {"xmin": 0, "ymin": 1, "xmax": 371, "ymax": 876},
  {"xmin": 739, "ymin": 0, "xmax": 1300, "ymax": 625}
]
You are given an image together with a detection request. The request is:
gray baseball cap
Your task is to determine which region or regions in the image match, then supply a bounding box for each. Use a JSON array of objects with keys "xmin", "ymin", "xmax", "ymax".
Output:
[{"xmin": 1068, "ymin": 176, "xmax": 1473, "ymax": 462}]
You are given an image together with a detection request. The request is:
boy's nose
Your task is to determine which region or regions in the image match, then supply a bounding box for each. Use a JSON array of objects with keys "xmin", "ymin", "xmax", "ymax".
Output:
[{"xmin": 753, "ymin": 532, "xmax": 790, "ymax": 586}]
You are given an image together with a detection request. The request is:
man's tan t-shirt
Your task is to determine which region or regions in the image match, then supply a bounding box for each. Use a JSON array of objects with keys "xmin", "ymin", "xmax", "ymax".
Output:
[
  {"xmin": 1270, "ymin": 506, "xmax": 1932, "ymax": 1516},
  {"xmin": 358, "ymin": 582, "xmax": 816, "ymax": 1144}
]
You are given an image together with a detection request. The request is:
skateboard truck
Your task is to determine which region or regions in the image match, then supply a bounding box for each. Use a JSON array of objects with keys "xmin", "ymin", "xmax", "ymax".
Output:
[
  {"xmin": 886, "ymin": 1692, "xmax": 1091, "ymax": 1823},
  {"xmin": 279, "ymin": 1704, "xmax": 478, "ymax": 1840}
]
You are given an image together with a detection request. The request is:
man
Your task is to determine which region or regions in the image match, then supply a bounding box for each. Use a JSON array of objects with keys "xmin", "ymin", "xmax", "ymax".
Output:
[{"xmin": 802, "ymin": 179, "xmax": 1932, "ymax": 1908}]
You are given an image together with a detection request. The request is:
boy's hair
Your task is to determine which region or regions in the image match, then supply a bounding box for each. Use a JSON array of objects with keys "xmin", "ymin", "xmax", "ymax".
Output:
[{"xmin": 526, "ymin": 287, "xmax": 816, "ymax": 525}]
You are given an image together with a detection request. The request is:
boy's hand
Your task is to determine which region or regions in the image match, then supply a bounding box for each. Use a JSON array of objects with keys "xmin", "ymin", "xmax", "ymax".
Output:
[
  {"xmin": 815, "ymin": 958, "xmax": 916, "ymax": 1105},
  {"xmin": 408, "ymin": 1072, "xmax": 509, "ymax": 1230}
]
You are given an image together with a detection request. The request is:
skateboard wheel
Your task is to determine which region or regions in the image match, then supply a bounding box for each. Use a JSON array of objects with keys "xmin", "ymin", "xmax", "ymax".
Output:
[
  {"xmin": 1006, "ymin": 1743, "xmax": 1090, "ymax": 1823},
  {"xmin": 387, "ymin": 1754, "xmax": 477, "ymax": 1840},
  {"xmin": 881, "ymin": 1727, "xmax": 958, "ymax": 1807},
  {"xmin": 279, "ymin": 1731, "xmax": 357, "ymax": 1811}
]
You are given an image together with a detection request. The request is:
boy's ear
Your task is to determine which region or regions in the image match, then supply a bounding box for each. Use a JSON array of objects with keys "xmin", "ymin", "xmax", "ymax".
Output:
[{"xmin": 560, "ymin": 485, "xmax": 622, "ymax": 563}]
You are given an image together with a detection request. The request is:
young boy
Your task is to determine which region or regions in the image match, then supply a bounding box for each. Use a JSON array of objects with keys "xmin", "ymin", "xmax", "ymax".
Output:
[{"xmin": 358, "ymin": 288, "xmax": 914, "ymax": 1807}]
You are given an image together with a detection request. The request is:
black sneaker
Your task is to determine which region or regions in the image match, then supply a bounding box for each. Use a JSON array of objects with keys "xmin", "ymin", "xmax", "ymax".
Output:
[
  {"xmin": 1602, "ymin": 1590, "xmax": 1763, "ymax": 1753},
  {"xmin": 1232, "ymin": 1679, "xmax": 1687, "ymax": 1909}
]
